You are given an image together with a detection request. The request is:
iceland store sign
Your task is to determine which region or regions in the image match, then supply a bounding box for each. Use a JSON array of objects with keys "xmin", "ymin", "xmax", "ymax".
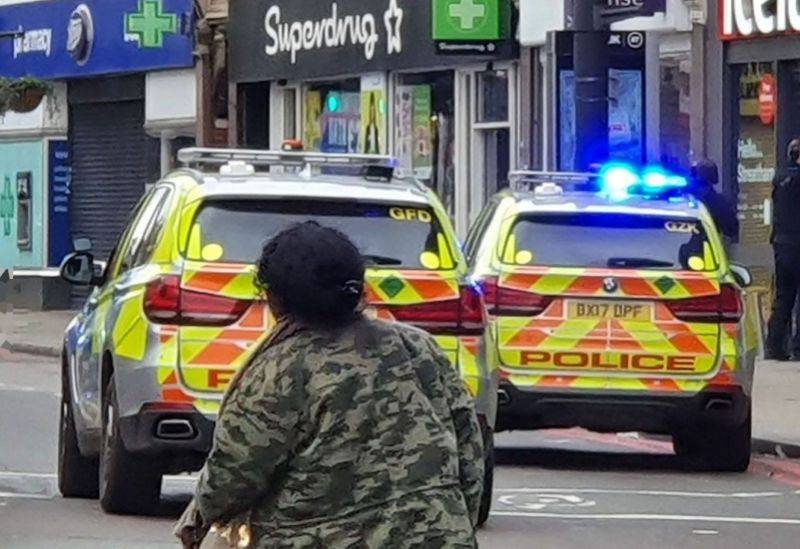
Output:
[
  {"xmin": 721, "ymin": 0, "xmax": 800, "ymax": 40},
  {"xmin": 0, "ymin": 0, "xmax": 194, "ymax": 79}
]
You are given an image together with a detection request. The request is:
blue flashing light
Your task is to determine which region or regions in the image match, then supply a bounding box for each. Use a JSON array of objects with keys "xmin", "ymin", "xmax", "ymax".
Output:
[
  {"xmin": 641, "ymin": 167, "xmax": 670, "ymax": 193},
  {"xmin": 598, "ymin": 162, "xmax": 690, "ymax": 200},
  {"xmin": 599, "ymin": 163, "xmax": 640, "ymax": 201}
]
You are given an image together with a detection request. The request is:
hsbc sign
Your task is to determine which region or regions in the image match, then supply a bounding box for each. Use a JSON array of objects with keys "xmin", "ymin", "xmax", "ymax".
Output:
[{"xmin": 720, "ymin": 0, "xmax": 800, "ymax": 40}]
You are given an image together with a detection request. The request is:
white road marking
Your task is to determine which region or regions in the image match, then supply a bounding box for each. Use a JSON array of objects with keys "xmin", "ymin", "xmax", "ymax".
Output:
[
  {"xmin": 494, "ymin": 488, "xmax": 786, "ymax": 499},
  {"xmin": 0, "ymin": 491, "xmax": 53, "ymax": 500},
  {"xmin": 693, "ymin": 530, "xmax": 719, "ymax": 535},
  {"xmin": 491, "ymin": 511, "xmax": 800, "ymax": 525},
  {"xmin": 498, "ymin": 493, "xmax": 597, "ymax": 511},
  {"xmin": 0, "ymin": 383, "xmax": 57, "ymax": 395}
]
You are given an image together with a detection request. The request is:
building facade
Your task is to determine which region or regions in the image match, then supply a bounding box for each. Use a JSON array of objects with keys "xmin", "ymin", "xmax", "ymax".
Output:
[
  {"xmin": 518, "ymin": 0, "xmax": 704, "ymax": 172},
  {"xmin": 704, "ymin": 0, "xmax": 800, "ymax": 288},
  {"xmin": 228, "ymin": 0, "xmax": 519, "ymax": 234},
  {"xmin": 0, "ymin": 0, "xmax": 196, "ymax": 307}
]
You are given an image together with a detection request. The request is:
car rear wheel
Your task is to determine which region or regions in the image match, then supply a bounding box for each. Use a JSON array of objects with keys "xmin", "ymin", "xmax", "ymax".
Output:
[
  {"xmin": 673, "ymin": 404, "xmax": 752, "ymax": 473},
  {"xmin": 99, "ymin": 375, "xmax": 162, "ymax": 514},
  {"xmin": 58, "ymin": 364, "xmax": 99, "ymax": 498},
  {"xmin": 477, "ymin": 421, "xmax": 494, "ymax": 528}
]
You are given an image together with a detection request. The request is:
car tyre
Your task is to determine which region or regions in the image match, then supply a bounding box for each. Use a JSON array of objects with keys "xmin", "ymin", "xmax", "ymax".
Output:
[
  {"xmin": 477, "ymin": 421, "xmax": 494, "ymax": 528},
  {"xmin": 99, "ymin": 375, "xmax": 162, "ymax": 514},
  {"xmin": 674, "ymin": 403, "xmax": 752, "ymax": 473},
  {"xmin": 58, "ymin": 362, "xmax": 99, "ymax": 499}
]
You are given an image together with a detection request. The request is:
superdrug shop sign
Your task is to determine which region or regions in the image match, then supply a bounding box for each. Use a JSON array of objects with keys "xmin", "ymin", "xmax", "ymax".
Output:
[
  {"xmin": 229, "ymin": 0, "xmax": 517, "ymax": 82},
  {"xmin": 720, "ymin": 0, "xmax": 800, "ymax": 40}
]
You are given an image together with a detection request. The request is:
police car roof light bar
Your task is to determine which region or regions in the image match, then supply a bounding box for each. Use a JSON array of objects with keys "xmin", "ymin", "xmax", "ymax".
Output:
[
  {"xmin": 177, "ymin": 147, "xmax": 398, "ymax": 173},
  {"xmin": 508, "ymin": 170, "xmax": 599, "ymax": 193}
]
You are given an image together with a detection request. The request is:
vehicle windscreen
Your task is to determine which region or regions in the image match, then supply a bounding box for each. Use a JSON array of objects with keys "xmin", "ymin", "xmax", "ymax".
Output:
[
  {"xmin": 185, "ymin": 200, "xmax": 456, "ymax": 269},
  {"xmin": 505, "ymin": 213, "xmax": 717, "ymax": 271}
]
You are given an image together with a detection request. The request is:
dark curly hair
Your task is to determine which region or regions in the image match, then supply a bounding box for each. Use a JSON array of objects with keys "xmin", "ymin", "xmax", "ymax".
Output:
[{"xmin": 256, "ymin": 221, "xmax": 365, "ymax": 327}]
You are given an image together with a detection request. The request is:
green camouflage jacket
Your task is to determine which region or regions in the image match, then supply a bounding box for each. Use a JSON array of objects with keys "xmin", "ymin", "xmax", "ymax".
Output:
[{"xmin": 194, "ymin": 316, "xmax": 484, "ymax": 548}]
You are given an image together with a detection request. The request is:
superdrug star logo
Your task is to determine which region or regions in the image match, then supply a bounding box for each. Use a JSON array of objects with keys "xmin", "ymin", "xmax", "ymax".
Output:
[{"xmin": 384, "ymin": 0, "xmax": 403, "ymax": 54}]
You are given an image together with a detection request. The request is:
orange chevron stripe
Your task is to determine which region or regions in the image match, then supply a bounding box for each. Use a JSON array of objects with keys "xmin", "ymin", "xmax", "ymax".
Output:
[
  {"xmin": 641, "ymin": 378, "xmax": 682, "ymax": 392},
  {"xmin": 506, "ymin": 329, "xmax": 550, "ymax": 348},
  {"xmin": 503, "ymin": 272, "xmax": 542, "ymax": 291},
  {"xmin": 218, "ymin": 329, "xmax": 263, "ymax": 342},
  {"xmin": 620, "ymin": 277, "xmax": 659, "ymax": 297},
  {"xmin": 407, "ymin": 277, "xmax": 457, "ymax": 301},
  {"xmin": 670, "ymin": 333, "xmax": 710, "ymax": 354},
  {"xmin": 162, "ymin": 387, "xmax": 195, "ymax": 402},
  {"xmin": 678, "ymin": 277, "xmax": 719, "ymax": 296},
  {"xmin": 538, "ymin": 376, "xmax": 577, "ymax": 388},
  {"xmin": 239, "ymin": 304, "xmax": 266, "ymax": 328},
  {"xmin": 566, "ymin": 276, "xmax": 604, "ymax": 294},
  {"xmin": 189, "ymin": 342, "xmax": 245, "ymax": 365},
  {"xmin": 185, "ymin": 271, "xmax": 237, "ymax": 293}
]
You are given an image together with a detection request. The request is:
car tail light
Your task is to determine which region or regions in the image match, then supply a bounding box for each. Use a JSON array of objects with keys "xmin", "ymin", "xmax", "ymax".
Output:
[
  {"xmin": 387, "ymin": 285, "xmax": 486, "ymax": 335},
  {"xmin": 481, "ymin": 276, "xmax": 553, "ymax": 317},
  {"xmin": 144, "ymin": 275, "xmax": 251, "ymax": 326},
  {"xmin": 666, "ymin": 284, "xmax": 743, "ymax": 323}
]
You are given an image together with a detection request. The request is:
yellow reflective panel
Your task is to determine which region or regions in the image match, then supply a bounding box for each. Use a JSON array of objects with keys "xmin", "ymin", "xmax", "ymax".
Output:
[
  {"xmin": 187, "ymin": 224, "xmax": 202, "ymax": 260},
  {"xmin": 420, "ymin": 251, "xmax": 441, "ymax": 270},
  {"xmin": 201, "ymin": 243, "xmax": 224, "ymax": 262},
  {"xmin": 503, "ymin": 234, "xmax": 517, "ymax": 264},
  {"xmin": 436, "ymin": 233, "xmax": 455, "ymax": 269},
  {"xmin": 703, "ymin": 242, "xmax": 717, "ymax": 270}
]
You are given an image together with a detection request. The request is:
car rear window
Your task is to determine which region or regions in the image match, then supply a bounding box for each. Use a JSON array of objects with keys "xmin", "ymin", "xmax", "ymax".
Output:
[
  {"xmin": 505, "ymin": 213, "xmax": 718, "ymax": 271},
  {"xmin": 185, "ymin": 200, "xmax": 456, "ymax": 269}
]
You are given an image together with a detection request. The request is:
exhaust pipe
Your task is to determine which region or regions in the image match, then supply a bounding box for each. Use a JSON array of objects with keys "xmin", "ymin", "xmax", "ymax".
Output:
[
  {"xmin": 705, "ymin": 398, "xmax": 733, "ymax": 412},
  {"xmin": 156, "ymin": 418, "xmax": 196, "ymax": 440}
]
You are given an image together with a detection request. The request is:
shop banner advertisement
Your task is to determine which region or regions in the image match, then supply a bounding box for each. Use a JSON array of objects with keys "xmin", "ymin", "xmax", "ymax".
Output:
[
  {"xmin": 0, "ymin": 0, "xmax": 194, "ymax": 79},
  {"xmin": 394, "ymin": 85, "xmax": 433, "ymax": 180},
  {"xmin": 48, "ymin": 140, "xmax": 71, "ymax": 267},
  {"xmin": 230, "ymin": 0, "xmax": 517, "ymax": 82},
  {"xmin": 360, "ymin": 75, "xmax": 387, "ymax": 155}
]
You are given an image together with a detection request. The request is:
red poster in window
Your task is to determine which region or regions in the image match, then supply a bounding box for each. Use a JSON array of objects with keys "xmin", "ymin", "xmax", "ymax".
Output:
[{"xmin": 759, "ymin": 74, "xmax": 776, "ymax": 126}]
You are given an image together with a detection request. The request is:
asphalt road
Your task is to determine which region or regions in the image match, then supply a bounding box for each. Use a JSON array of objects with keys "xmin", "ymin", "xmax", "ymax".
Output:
[{"xmin": 2, "ymin": 348, "xmax": 800, "ymax": 548}]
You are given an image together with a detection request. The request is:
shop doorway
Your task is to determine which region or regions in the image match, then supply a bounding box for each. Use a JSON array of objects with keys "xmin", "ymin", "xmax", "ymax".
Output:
[
  {"xmin": 455, "ymin": 64, "xmax": 518, "ymax": 234},
  {"xmin": 393, "ymin": 71, "xmax": 456, "ymax": 217}
]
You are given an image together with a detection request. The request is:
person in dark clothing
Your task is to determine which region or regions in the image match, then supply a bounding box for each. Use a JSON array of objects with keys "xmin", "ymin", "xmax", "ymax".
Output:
[
  {"xmin": 766, "ymin": 139, "xmax": 800, "ymax": 360},
  {"xmin": 691, "ymin": 159, "xmax": 739, "ymax": 241}
]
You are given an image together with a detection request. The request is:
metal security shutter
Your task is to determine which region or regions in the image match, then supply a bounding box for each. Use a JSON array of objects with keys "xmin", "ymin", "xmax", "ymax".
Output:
[{"xmin": 69, "ymin": 100, "xmax": 149, "ymax": 261}]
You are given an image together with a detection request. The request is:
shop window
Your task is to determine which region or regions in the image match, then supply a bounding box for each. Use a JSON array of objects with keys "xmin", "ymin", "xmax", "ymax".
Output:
[
  {"xmin": 735, "ymin": 62, "xmax": 775, "ymax": 249},
  {"xmin": 659, "ymin": 58, "xmax": 691, "ymax": 171},
  {"xmin": 478, "ymin": 70, "xmax": 509, "ymax": 123},
  {"xmin": 283, "ymin": 88, "xmax": 297, "ymax": 140},
  {"xmin": 304, "ymin": 79, "xmax": 361, "ymax": 153},
  {"xmin": 394, "ymin": 71, "xmax": 456, "ymax": 216}
]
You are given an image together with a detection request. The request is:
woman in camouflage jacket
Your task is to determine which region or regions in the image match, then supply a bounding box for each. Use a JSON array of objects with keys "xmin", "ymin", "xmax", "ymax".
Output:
[{"xmin": 177, "ymin": 222, "xmax": 484, "ymax": 548}]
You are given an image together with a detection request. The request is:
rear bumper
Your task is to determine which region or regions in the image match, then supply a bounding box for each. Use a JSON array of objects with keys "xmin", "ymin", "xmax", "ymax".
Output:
[
  {"xmin": 118, "ymin": 406, "xmax": 215, "ymax": 471},
  {"xmin": 496, "ymin": 381, "xmax": 749, "ymax": 434}
]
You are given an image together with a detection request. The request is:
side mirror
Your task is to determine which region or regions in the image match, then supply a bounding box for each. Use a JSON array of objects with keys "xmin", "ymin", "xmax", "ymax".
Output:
[
  {"xmin": 60, "ymin": 251, "xmax": 103, "ymax": 286},
  {"xmin": 730, "ymin": 263, "xmax": 753, "ymax": 288}
]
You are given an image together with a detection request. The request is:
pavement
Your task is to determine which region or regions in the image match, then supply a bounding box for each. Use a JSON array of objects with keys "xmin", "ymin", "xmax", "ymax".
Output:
[
  {"xmin": 2, "ymin": 310, "xmax": 800, "ymax": 457},
  {"xmin": 3, "ymin": 346, "xmax": 800, "ymax": 547}
]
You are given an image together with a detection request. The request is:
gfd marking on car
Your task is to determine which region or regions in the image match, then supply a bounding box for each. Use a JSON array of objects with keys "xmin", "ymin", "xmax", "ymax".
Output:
[
  {"xmin": 389, "ymin": 207, "xmax": 432, "ymax": 223},
  {"xmin": 519, "ymin": 351, "xmax": 697, "ymax": 372}
]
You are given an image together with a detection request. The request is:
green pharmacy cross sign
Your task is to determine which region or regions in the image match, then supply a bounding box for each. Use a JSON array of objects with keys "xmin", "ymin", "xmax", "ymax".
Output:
[
  {"xmin": 125, "ymin": 0, "xmax": 178, "ymax": 49},
  {"xmin": 0, "ymin": 176, "xmax": 14, "ymax": 237},
  {"xmin": 432, "ymin": 0, "xmax": 507, "ymax": 41}
]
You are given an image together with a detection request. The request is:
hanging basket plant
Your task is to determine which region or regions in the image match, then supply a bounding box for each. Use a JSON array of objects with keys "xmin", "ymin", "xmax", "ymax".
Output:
[{"xmin": 0, "ymin": 77, "xmax": 52, "ymax": 115}]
